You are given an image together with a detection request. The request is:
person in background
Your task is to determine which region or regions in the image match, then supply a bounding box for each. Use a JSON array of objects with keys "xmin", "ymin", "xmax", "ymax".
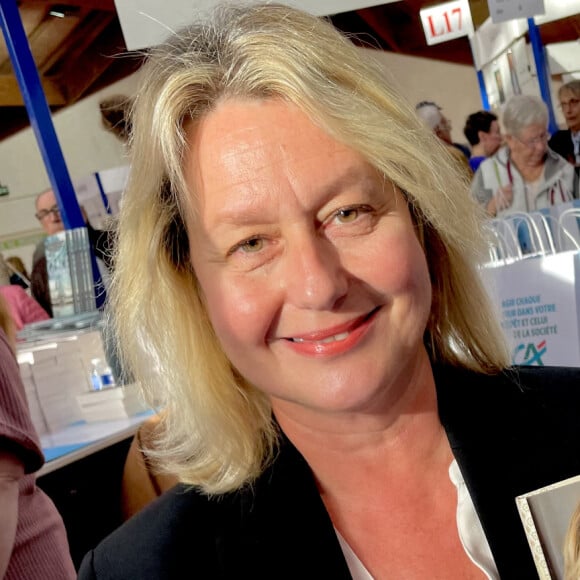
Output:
[
  {"xmin": 78, "ymin": 6, "xmax": 580, "ymax": 579},
  {"xmin": 99, "ymin": 95, "xmax": 133, "ymax": 144},
  {"xmin": 30, "ymin": 188, "xmax": 114, "ymax": 316},
  {"xmin": 471, "ymin": 94, "xmax": 575, "ymax": 217},
  {"xmin": 415, "ymin": 100, "xmax": 472, "ymax": 176},
  {"xmin": 0, "ymin": 293, "xmax": 76, "ymax": 579},
  {"xmin": 5, "ymin": 257, "xmax": 30, "ymax": 290},
  {"xmin": 549, "ymin": 80, "xmax": 580, "ymax": 194},
  {"xmin": 0, "ymin": 254, "xmax": 49, "ymax": 330},
  {"xmin": 463, "ymin": 111, "xmax": 503, "ymax": 173}
]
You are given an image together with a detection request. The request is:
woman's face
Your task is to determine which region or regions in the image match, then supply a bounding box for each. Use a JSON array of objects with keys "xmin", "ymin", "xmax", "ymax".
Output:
[
  {"xmin": 481, "ymin": 120, "xmax": 502, "ymax": 157},
  {"xmin": 506, "ymin": 122, "xmax": 549, "ymax": 169},
  {"xmin": 184, "ymin": 99, "xmax": 432, "ymax": 419},
  {"xmin": 559, "ymin": 89, "xmax": 580, "ymax": 133}
]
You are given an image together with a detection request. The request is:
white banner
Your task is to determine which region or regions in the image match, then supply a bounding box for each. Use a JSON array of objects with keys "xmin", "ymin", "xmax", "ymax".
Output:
[
  {"xmin": 487, "ymin": 0, "xmax": 545, "ymax": 24},
  {"xmin": 481, "ymin": 251, "xmax": 580, "ymax": 367}
]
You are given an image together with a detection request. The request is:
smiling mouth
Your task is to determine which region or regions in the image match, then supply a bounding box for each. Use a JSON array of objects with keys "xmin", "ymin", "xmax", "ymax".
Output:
[
  {"xmin": 286, "ymin": 307, "xmax": 380, "ymax": 344},
  {"xmin": 290, "ymin": 331, "xmax": 350, "ymax": 344}
]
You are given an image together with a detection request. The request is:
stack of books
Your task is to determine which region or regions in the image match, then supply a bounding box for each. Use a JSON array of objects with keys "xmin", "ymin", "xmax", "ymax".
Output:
[
  {"xmin": 26, "ymin": 342, "xmax": 89, "ymax": 432},
  {"xmin": 17, "ymin": 324, "xmax": 111, "ymax": 433},
  {"xmin": 76, "ymin": 383, "xmax": 148, "ymax": 422}
]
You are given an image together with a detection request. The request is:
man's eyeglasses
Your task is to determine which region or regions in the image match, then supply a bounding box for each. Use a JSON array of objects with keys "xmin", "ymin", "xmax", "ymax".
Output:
[
  {"xmin": 559, "ymin": 98, "xmax": 580, "ymax": 110},
  {"xmin": 35, "ymin": 204, "xmax": 60, "ymax": 221},
  {"xmin": 416, "ymin": 100, "xmax": 440, "ymax": 110},
  {"xmin": 514, "ymin": 131, "xmax": 549, "ymax": 149}
]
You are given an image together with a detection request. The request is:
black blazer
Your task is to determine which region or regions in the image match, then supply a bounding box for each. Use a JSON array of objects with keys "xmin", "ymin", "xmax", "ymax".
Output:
[
  {"xmin": 79, "ymin": 365, "xmax": 580, "ymax": 579},
  {"xmin": 549, "ymin": 130, "xmax": 575, "ymax": 166}
]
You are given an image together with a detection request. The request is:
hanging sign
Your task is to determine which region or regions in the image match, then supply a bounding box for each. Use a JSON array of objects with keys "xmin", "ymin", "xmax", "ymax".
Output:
[
  {"xmin": 487, "ymin": 0, "xmax": 545, "ymax": 24},
  {"xmin": 420, "ymin": 0, "xmax": 474, "ymax": 46}
]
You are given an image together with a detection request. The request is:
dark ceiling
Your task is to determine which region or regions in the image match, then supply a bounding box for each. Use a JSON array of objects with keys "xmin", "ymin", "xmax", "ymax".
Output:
[{"xmin": 0, "ymin": 0, "xmax": 577, "ymax": 142}]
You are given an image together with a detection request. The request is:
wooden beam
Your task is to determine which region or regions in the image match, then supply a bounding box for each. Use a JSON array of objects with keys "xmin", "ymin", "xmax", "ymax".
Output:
[
  {"xmin": 18, "ymin": 0, "xmax": 116, "ymax": 12},
  {"xmin": 28, "ymin": 13, "xmax": 80, "ymax": 70},
  {"xmin": 0, "ymin": 73, "xmax": 65, "ymax": 105},
  {"xmin": 41, "ymin": 11, "xmax": 113, "ymax": 73},
  {"xmin": 51, "ymin": 19, "xmax": 128, "ymax": 103},
  {"xmin": 357, "ymin": 7, "xmax": 401, "ymax": 52}
]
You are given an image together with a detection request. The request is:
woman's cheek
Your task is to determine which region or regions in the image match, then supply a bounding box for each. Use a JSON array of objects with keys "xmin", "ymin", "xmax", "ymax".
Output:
[{"xmin": 206, "ymin": 276, "xmax": 275, "ymax": 343}]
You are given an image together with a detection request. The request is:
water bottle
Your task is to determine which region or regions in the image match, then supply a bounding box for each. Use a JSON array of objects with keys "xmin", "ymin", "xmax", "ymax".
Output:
[{"xmin": 89, "ymin": 358, "xmax": 116, "ymax": 391}]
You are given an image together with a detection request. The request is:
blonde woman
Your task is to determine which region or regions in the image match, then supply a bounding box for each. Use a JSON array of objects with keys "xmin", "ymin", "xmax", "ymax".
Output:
[{"xmin": 79, "ymin": 5, "xmax": 580, "ymax": 579}]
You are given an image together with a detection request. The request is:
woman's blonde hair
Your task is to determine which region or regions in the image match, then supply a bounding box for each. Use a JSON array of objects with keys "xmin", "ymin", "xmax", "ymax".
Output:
[
  {"xmin": 112, "ymin": 3, "xmax": 510, "ymax": 494},
  {"xmin": 564, "ymin": 501, "xmax": 580, "ymax": 580}
]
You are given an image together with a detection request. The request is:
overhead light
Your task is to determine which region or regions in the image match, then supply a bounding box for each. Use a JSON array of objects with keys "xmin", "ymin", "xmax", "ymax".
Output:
[{"xmin": 48, "ymin": 5, "xmax": 80, "ymax": 18}]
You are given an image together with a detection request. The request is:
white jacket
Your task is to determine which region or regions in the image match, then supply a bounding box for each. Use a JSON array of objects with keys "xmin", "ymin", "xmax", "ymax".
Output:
[{"xmin": 471, "ymin": 146, "xmax": 576, "ymax": 217}]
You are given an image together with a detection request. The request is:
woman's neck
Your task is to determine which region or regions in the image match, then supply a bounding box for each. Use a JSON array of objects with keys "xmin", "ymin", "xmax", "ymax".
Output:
[
  {"xmin": 273, "ymin": 350, "xmax": 444, "ymax": 493},
  {"xmin": 510, "ymin": 152, "xmax": 544, "ymax": 183},
  {"xmin": 471, "ymin": 143, "xmax": 485, "ymax": 158}
]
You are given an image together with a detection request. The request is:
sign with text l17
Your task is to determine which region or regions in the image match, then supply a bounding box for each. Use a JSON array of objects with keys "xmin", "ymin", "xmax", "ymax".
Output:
[{"xmin": 420, "ymin": 0, "xmax": 474, "ymax": 46}]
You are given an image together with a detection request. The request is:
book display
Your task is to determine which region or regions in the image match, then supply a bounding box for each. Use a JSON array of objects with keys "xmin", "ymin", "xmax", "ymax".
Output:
[
  {"xmin": 45, "ymin": 226, "xmax": 97, "ymax": 318},
  {"xmin": 76, "ymin": 383, "xmax": 148, "ymax": 423},
  {"xmin": 17, "ymin": 313, "xmax": 108, "ymax": 433}
]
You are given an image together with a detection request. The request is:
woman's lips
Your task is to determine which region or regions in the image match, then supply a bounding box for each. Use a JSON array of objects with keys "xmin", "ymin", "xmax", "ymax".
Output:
[{"xmin": 280, "ymin": 307, "xmax": 381, "ymax": 357}]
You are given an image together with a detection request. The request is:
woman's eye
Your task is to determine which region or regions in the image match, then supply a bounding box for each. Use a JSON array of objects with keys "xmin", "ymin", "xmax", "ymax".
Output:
[
  {"xmin": 235, "ymin": 237, "xmax": 264, "ymax": 254},
  {"xmin": 336, "ymin": 208, "xmax": 359, "ymax": 223}
]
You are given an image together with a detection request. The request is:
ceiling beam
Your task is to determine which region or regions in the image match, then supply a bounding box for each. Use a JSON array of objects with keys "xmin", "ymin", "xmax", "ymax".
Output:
[
  {"xmin": 0, "ymin": 73, "xmax": 65, "ymax": 105},
  {"xmin": 52, "ymin": 19, "xmax": 127, "ymax": 103},
  {"xmin": 357, "ymin": 7, "xmax": 401, "ymax": 52},
  {"xmin": 41, "ymin": 10, "xmax": 113, "ymax": 74},
  {"xmin": 18, "ymin": 0, "xmax": 117, "ymax": 11}
]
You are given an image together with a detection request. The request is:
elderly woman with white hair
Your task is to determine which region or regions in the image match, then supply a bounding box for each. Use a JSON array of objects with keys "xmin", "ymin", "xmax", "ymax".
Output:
[{"xmin": 471, "ymin": 94, "xmax": 575, "ymax": 217}]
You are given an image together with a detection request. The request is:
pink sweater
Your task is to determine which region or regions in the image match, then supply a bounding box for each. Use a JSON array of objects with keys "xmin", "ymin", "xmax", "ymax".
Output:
[
  {"xmin": 0, "ymin": 329, "xmax": 76, "ymax": 579},
  {"xmin": 0, "ymin": 285, "xmax": 49, "ymax": 331}
]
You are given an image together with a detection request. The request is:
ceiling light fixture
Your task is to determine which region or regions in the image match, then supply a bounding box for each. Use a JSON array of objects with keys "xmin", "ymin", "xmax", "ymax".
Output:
[{"xmin": 48, "ymin": 5, "xmax": 80, "ymax": 18}]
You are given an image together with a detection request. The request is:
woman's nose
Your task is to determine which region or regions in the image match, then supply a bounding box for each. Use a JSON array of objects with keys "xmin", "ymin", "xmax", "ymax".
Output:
[{"xmin": 281, "ymin": 235, "xmax": 348, "ymax": 311}]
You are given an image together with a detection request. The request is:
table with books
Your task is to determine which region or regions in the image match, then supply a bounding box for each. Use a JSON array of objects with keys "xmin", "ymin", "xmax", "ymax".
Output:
[{"xmin": 16, "ymin": 313, "xmax": 156, "ymax": 568}]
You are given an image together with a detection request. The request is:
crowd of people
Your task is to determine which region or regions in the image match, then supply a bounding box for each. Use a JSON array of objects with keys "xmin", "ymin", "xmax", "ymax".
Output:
[{"xmin": 416, "ymin": 81, "xmax": 580, "ymax": 222}]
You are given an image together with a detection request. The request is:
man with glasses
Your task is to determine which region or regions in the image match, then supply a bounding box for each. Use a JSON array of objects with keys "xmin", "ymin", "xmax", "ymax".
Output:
[
  {"xmin": 35, "ymin": 191, "xmax": 64, "ymax": 234},
  {"xmin": 30, "ymin": 189, "xmax": 113, "ymax": 316},
  {"xmin": 549, "ymin": 81, "xmax": 580, "ymax": 192},
  {"xmin": 471, "ymin": 95, "xmax": 575, "ymax": 218}
]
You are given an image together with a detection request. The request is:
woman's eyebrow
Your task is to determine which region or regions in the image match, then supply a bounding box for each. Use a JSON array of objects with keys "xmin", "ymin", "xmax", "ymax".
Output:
[{"xmin": 211, "ymin": 162, "xmax": 381, "ymax": 227}]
